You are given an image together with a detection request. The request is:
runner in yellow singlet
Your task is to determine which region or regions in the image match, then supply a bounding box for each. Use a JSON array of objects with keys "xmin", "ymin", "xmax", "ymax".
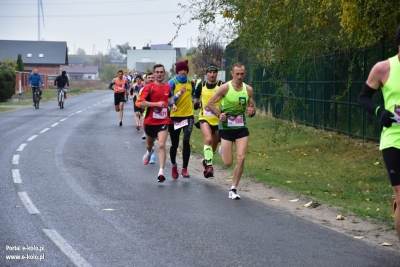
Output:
[{"xmin": 193, "ymin": 64, "xmax": 223, "ymax": 178}]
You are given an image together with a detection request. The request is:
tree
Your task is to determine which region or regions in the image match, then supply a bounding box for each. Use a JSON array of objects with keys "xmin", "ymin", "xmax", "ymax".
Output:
[
  {"xmin": 16, "ymin": 54, "xmax": 24, "ymax": 71},
  {"xmin": 76, "ymin": 48, "xmax": 86, "ymax": 55},
  {"xmin": 181, "ymin": 0, "xmax": 400, "ymax": 64},
  {"xmin": 0, "ymin": 61, "xmax": 16, "ymax": 101},
  {"xmin": 190, "ymin": 33, "xmax": 225, "ymax": 76},
  {"xmin": 116, "ymin": 42, "xmax": 131, "ymax": 55},
  {"xmin": 100, "ymin": 64, "xmax": 119, "ymax": 82}
]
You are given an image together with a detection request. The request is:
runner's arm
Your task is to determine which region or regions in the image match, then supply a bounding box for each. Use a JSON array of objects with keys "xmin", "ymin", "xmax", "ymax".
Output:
[
  {"xmin": 359, "ymin": 61, "xmax": 385, "ymax": 115},
  {"xmin": 193, "ymin": 82, "xmax": 202, "ymax": 109},
  {"xmin": 206, "ymin": 83, "xmax": 229, "ymax": 117},
  {"xmin": 136, "ymin": 85, "xmax": 165, "ymax": 109},
  {"xmin": 246, "ymin": 85, "xmax": 256, "ymax": 117}
]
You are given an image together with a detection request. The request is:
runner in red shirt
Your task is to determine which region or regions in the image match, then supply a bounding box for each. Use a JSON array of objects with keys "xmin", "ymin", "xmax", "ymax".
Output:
[{"xmin": 136, "ymin": 64, "xmax": 172, "ymax": 182}]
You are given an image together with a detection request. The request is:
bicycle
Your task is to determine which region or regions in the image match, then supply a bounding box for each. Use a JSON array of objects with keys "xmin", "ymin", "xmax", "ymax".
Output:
[
  {"xmin": 57, "ymin": 88, "xmax": 66, "ymax": 109},
  {"xmin": 32, "ymin": 86, "xmax": 41, "ymax": 109}
]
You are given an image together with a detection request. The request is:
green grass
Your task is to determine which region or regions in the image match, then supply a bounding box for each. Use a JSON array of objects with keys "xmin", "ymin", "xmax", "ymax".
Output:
[
  {"xmin": 0, "ymin": 88, "xmax": 99, "ymax": 111},
  {"xmin": 191, "ymin": 114, "xmax": 394, "ymax": 225}
]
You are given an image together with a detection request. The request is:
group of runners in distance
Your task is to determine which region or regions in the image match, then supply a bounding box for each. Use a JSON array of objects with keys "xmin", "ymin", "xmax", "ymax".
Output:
[{"xmin": 109, "ymin": 60, "xmax": 256, "ymax": 199}]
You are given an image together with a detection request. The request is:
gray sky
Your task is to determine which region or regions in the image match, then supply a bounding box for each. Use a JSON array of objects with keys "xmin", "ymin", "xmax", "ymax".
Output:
[{"xmin": 0, "ymin": 0, "xmax": 200, "ymax": 54}]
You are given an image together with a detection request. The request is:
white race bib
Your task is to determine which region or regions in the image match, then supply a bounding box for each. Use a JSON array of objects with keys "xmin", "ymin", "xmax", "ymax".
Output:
[
  {"xmin": 152, "ymin": 108, "xmax": 168, "ymax": 119},
  {"xmin": 204, "ymin": 109, "xmax": 214, "ymax": 116},
  {"xmin": 174, "ymin": 119, "xmax": 188, "ymax": 130},
  {"xmin": 395, "ymin": 106, "xmax": 400, "ymax": 123},
  {"xmin": 394, "ymin": 113, "xmax": 400, "ymax": 123},
  {"xmin": 227, "ymin": 115, "xmax": 244, "ymax": 127}
]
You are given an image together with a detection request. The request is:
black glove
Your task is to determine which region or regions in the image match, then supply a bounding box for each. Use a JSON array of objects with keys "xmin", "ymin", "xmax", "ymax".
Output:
[
  {"xmin": 376, "ymin": 106, "xmax": 396, "ymax": 128},
  {"xmin": 194, "ymin": 102, "xmax": 201, "ymax": 110}
]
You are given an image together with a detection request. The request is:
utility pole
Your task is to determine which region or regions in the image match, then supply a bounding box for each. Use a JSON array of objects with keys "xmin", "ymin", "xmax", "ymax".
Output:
[
  {"xmin": 37, "ymin": 0, "xmax": 44, "ymax": 40},
  {"xmin": 107, "ymin": 39, "xmax": 112, "ymax": 53},
  {"xmin": 37, "ymin": 0, "xmax": 40, "ymax": 40}
]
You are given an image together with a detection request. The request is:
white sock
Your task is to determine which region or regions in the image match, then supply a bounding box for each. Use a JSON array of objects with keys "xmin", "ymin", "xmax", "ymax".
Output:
[
  {"xmin": 230, "ymin": 186, "xmax": 236, "ymax": 190},
  {"xmin": 158, "ymin": 168, "xmax": 164, "ymax": 176}
]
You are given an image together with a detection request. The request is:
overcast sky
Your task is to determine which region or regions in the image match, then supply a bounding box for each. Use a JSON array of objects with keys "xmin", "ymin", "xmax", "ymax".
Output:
[{"xmin": 0, "ymin": 0, "xmax": 200, "ymax": 54}]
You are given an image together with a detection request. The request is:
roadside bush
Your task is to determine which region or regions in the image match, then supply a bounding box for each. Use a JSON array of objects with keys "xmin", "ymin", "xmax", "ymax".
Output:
[{"xmin": 0, "ymin": 63, "xmax": 16, "ymax": 102}]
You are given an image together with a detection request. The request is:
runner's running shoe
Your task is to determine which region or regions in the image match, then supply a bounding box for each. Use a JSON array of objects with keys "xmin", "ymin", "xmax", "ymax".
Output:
[
  {"xmin": 181, "ymin": 168, "xmax": 190, "ymax": 178},
  {"xmin": 158, "ymin": 174, "xmax": 166, "ymax": 183},
  {"xmin": 228, "ymin": 189, "xmax": 240, "ymax": 200},
  {"xmin": 143, "ymin": 150, "xmax": 153, "ymax": 165},
  {"xmin": 203, "ymin": 165, "xmax": 214, "ymax": 178},
  {"xmin": 171, "ymin": 164, "xmax": 179, "ymax": 179},
  {"xmin": 149, "ymin": 152, "xmax": 156, "ymax": 164}
]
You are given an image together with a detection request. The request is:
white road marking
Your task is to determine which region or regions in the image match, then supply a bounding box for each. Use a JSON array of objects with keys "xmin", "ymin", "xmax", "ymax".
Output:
[
  {"xmin": 12, "ymin": 169, "xmax": 22, "ymax": 184},
  {"xmin": 12, "ymin": 154, "xmax": 20, "ymax": 165},
  {"xmin": 60, "ymin": 118, "xmax": 68, "ymax": 122},
  {"xmin": 51, "ymin": 122, "xmax": 59, "ymax": 127},
  {"xmin": 18, "ymin": 192, "xmax": 40, "ymax": 214},
  {"xmin": 76, "ymin": 110, "xmax": 82, "ymax": 114},
  {"xmin": 43, "ymin": 229, "xmax": 92, "ymax": 267},
  {"xmin": 40, "ymin": 128, "xmax": 50, "ymax": 134},
  {"xmin": 27, "ymin": 135, "xmax": 38, "ymax": 141},
  {"xmin": 16, "ymin": 143, "xmax": 27, "ymax": 152}
]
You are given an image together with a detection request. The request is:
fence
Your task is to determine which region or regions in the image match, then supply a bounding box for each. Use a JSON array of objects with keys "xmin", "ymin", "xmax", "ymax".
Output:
[
  {"xmin": 15, "ymin": 71, "xmax": 49, "ymax": 95},
  {"xmin": 224, "ymin": 41, "xmax": 397, "ymax": 141}
]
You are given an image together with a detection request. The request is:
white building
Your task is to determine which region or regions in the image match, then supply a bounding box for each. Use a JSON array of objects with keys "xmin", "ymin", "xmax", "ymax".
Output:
[{"xmin": 127, "ymin": 47, "xmax": 177, "ymax": 73}]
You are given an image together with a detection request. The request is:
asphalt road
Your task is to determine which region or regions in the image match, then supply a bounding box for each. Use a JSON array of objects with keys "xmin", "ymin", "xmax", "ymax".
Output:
[{"xmin": 1, "ymin": 90, "xmax": 399, "ymax": 267}]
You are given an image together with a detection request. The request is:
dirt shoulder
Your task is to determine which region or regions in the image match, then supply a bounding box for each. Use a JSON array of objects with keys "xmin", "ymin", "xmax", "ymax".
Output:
[{"xmin": 188, "ymin": 152, "xmax": 400, "ymax": 252}]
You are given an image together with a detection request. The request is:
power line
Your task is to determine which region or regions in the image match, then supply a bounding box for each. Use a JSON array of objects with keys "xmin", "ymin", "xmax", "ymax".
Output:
[
  {"xmin": 0, "ymin": 11, "xmax": 178, "ymax": 18},
  {"xmin": 1, "ymin": 0, "xmax": 160, "ymax": 4}
]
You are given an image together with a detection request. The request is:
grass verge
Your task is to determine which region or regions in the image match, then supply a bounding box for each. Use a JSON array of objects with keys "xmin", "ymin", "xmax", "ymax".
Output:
[{"xmin": 190, "ymin": 114, "xmax": 393, "ymax": 225}]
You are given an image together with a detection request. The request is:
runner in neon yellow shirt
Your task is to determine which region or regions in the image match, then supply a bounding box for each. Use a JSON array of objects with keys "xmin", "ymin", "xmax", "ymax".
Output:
[
  {"xmin": 359, "ymin": 25, "xmax": 400, "ymax": 239},
  {"xmin": 207, "ymin": 63, "xmax": 256, "ymax": 199}
]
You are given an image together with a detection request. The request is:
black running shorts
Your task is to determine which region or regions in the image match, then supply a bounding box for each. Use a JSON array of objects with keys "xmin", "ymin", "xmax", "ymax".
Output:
[
  {"xmin": 219, "ymin": 128, "xmax": 249, "ymax": 142},
  {"xmin": 382, "ymin": 147, "xmax": 400, "ymax": 186},
  {"xmin": 144, "ymin": 124, "xmax": 169, "ymax": 139},
  {"xmin": 114, "ymin": 92, "xmax": 126, "ymax": 106}
]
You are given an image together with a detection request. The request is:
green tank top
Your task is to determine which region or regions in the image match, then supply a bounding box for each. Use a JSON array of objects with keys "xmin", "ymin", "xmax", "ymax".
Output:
[
  {"xmin": 219, "ymin": 81, "xmax": 248, "ymax": 130},
  {"xmin": 380, "ymin": 55, "xmax": 400, "ymax": 150}
]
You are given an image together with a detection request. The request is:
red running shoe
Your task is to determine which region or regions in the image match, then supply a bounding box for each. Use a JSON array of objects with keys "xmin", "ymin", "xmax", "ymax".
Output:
[
  {"xmin": 158, "ymin": 174, "xmax": 166, "ymax": 183},
  {"xmin": 181, "ymin": 168, "xmax": 190, "ymax": 178},
  {"xmin": 171, "ymin": 164, "xmax": 179, "ymax": 179}
]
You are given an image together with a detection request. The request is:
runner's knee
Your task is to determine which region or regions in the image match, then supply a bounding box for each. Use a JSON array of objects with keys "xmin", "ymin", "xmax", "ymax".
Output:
[{"xmin": 236, "ymin": 154, "xmax": 246, "ymax": 164}]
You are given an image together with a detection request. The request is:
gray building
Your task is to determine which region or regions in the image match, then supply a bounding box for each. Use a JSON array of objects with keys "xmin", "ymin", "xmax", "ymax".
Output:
[
  {"xmin": 0, "ymin": 40, "xmax": 68, "ymax": 76},
  {"xmin": 127, "ymin": 44, "xmax": 177, "ymax": 73}
]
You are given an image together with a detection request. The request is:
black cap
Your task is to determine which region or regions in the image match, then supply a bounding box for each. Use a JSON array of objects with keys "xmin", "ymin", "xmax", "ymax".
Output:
[{"xmin": 206, "ymin": 65, "xmax": 218, "ymax": 72}]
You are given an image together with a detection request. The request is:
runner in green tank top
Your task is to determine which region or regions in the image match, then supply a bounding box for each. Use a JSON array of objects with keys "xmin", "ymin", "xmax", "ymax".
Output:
[
  {"xmin": 359, "ymin": 25, "xmax": 400, "ymax": 240},
  {"xmin": 207, "ymin": 63, "xmax": 256, "ymax": 200}
]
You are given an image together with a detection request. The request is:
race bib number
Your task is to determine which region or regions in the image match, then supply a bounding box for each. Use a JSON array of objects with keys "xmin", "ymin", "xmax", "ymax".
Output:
[
  {"xmin": 395, "ymin": 105, "xmax": 400, "ymax": 123},
  {"xmin": 204, "ymin": 109, "xmax": 214, "ymax": 116},
  {"xmin": 152, "ymin": 108, "xmax": 168, "ymax": 119},
  {"xmin": 227, "ymin": 115, "xmax": 244, "ymax": 127},
  {"xmin": 174, "ymin": 119, "xmax": 188, "ymax": 130}
]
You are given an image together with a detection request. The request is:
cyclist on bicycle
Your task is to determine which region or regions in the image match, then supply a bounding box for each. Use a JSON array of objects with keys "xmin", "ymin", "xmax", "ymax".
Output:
[
  {"xmin": 29, "ymin": 68, "xmax": 43, "ymax": 105},
  {"xmin": 54, "ymin": 70, "xmax": 70, "ymax": 100}
]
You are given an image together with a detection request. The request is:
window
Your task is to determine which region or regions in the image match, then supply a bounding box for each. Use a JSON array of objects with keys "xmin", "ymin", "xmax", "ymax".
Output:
[
  {"xmin": 38, "ymin": 53, "xmax": 44, "ymax": 58},
  {"xmin": 26, "ymin": 53, "xmax": 32, "ymax": 57}
]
